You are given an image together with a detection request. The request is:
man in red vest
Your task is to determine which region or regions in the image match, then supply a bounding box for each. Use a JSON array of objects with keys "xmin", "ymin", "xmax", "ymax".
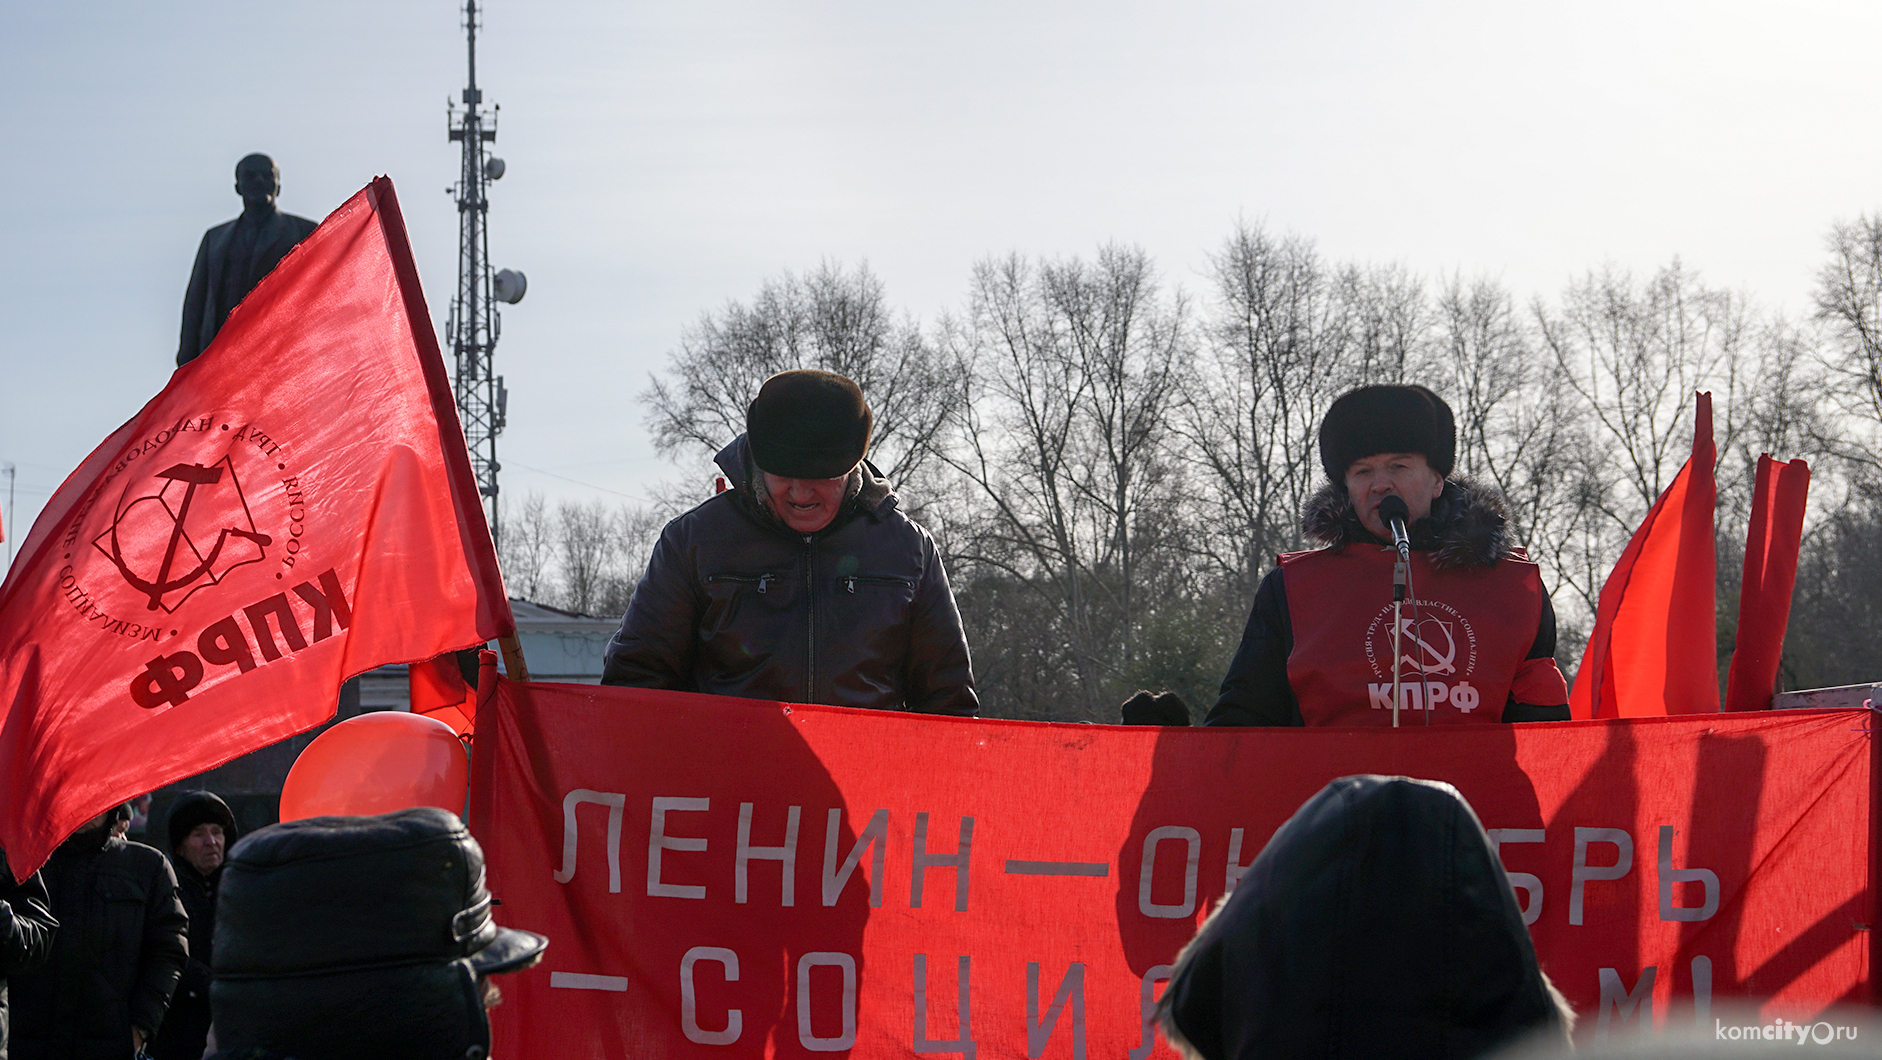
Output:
[{"xmin": 1205, "ymin": 385, "xmax": 1570, "ymax": 727}]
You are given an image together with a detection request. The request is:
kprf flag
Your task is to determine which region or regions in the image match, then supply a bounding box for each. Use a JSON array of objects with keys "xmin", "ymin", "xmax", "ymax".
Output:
[
  {"xmin": 1570, "ymin": 393, "xmax": 1717, "ymax": 719},
  {"xmin": 0, "ymin": 177, "xmax": 510, "ymax": 874},
  {"xmin": 1723, "ymin": 455, "xmax": 1811, "ymax": 713}
]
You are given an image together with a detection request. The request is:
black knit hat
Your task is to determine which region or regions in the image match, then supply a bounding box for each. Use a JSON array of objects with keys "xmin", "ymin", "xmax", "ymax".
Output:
[
  {"xmin": 212, "ymin": 808, "xmax": 547, "ymax": 1059},
  {"xmin": 1318, "ymin": 385, "xmax": 1456, "ymax": 483},
  {"xmin": 746, "ymin": 369, "xmax": 872, "ymax": 479},
  {"xmin": 167, "ymin": 790, "xmax": 237, "ymax": 852}
]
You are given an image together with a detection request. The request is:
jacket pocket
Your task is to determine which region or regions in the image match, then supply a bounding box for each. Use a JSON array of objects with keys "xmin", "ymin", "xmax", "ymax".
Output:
[
  {"xmin": 839, "ymin": 575, "xmax": 914, "ymax": 594},
  {"xmin": 708, "ymin": 572, "xmax": 779, "ymax": 594},
  {"xmin": 835, "ymin": 575, "xmax": 918, "ymax": 642},
  {"xmin": 701, "ymin": 572, "xmax": 791, "ymax": 637}
]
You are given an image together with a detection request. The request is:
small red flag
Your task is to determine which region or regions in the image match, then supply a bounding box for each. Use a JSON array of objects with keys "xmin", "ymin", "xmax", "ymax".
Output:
[
  {"xmin": 0, "ymin": 178, "xmax": 511, "ymax": 874},
  {"xmin": 410, "ymin": 653, "xmax": 475, "ymax": 737},
  {"xmin": 1723, "ymin": 455, "xmax": 1810, "ymax": 712},
  {"xmin": 1570, "ymin": 393, "xmax": 1718, "ymax": 719}
]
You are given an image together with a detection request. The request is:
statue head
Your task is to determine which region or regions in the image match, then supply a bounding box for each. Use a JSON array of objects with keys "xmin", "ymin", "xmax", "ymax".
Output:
[{"xmin": 234, "ymin": 154, "xmax": 281, "ymax": 211}]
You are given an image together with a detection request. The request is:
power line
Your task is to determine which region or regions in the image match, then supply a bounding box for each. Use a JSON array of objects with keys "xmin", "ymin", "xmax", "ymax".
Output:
[{"xmin": 505, "ymin": 461, "xmax": 645, "ymax": 501}]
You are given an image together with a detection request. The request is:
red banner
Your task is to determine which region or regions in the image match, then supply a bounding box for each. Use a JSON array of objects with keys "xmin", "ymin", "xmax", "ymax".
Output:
[
  {"xmin": 471, "ymin": 679, "xmax": 1873, "ymax": 1057},
  {"xmin": 0, "ymin": 177, "xmax": 509, "ymax": 874}
]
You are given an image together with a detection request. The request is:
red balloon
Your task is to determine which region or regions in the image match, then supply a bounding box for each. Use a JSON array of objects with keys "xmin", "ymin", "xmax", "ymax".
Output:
[{"xmin": 279, "ymin": 711, "xmax": 469, "ymax": 822}]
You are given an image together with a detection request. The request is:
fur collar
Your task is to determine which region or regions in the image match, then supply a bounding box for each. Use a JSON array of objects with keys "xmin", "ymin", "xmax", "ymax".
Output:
[{"xmin": 1301, "ymin": 476, "xmax": 1516, "ymax": 571}]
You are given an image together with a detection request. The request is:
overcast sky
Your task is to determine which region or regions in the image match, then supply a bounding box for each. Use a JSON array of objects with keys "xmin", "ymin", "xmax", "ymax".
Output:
[{"xmin": 4, "ymin": 1, "xmax": 1880, "ymax": 575}]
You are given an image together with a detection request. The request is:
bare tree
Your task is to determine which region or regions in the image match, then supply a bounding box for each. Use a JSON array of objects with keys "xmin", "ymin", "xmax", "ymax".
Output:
[
  {"xmin": 1812, "ymin": 215, "xmax": 1882, "ymax": 474},
  {"xmin": 555, "ymin": 499, "xmax": 619, "ymax": 616},
  {"xmin": 641, "ymin": 260, "xmax": 963, "ymax": 491},
  {"xmin": 1536, "ymin": 261, "xmax": 1749, "ymax": 517},
  {"xmin": 1174, "ymin": 223, "xmax": 1348, "ymax": 594},
  {"xmin": 1332, "ymin": 260, "xmax": 1432, "ymax": 384},
  {"xmin": 1432, "ymin": 274, "xmax": 1606, "ymax": 620},
  {"xmin": 494, "ymin": 491, "xmax": 555, "ymax": 602},
  {"xmin": 940, "ymin": 245, "xmax": 1190, "ymax": 718}
]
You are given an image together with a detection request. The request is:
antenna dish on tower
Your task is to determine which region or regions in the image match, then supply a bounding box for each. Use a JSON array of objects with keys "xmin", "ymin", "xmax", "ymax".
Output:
[{"xmin": 494, "ymin": 269, "xmax": 527, "ymax": 304}]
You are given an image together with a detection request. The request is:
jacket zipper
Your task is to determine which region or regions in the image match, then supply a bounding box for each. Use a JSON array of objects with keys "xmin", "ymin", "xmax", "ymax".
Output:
[
  {"xmin": 706, "ymin": 573, "xmax": 776, "ymax": 593},
  {"xmin": 804, "ymin": 536, "xmax": 816, "ymax": 699},
  {"xmin": 842, "ymin": 575, "xmax": 914, "ymax": 593}
]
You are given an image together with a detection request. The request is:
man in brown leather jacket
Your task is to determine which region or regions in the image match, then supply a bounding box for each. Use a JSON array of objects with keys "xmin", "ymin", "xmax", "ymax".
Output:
[{"xmin": 601, "ymin": 370, "xmax": 978, "ymax": 716}]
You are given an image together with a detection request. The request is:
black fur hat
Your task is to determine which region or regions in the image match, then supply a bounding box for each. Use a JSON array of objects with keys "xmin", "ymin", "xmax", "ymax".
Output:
[
  {"xmin": 1318, "ymin": 385, "xmax": 1456, "ymax": 483},
  {"xmin": 746, "ymin": 369, "xmax": 872, "ymax": 479},
  {"xmin": 167, "ymin": 790, "xmax": 237, "ymax": 853}
]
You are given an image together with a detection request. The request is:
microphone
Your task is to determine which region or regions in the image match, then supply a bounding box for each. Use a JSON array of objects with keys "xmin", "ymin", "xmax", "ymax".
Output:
[
  {"xmin": 1377, "ymin": 495, "xmax": 1412, "ymax": 561},
  {"xmin": 1378, "ymin": 494, "xmax": 1414, "ymax": 727}
]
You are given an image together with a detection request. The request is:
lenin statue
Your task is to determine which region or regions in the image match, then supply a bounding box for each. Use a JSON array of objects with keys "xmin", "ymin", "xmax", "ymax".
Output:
[{"xmin": 177, "ymin": 154, "xmax": 320, "ymax": 366}]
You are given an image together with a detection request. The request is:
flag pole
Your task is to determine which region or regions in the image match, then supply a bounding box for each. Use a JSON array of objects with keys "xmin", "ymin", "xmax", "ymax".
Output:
[{"xmin": 498, "ymin": 631, "xmax": 530, "ymax": 681}]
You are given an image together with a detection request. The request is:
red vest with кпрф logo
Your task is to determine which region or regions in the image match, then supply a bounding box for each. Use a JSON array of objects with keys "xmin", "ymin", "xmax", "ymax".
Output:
[{"xmin": 1281, "ymin": 543, "xmax": 1555, "ymax": 726}]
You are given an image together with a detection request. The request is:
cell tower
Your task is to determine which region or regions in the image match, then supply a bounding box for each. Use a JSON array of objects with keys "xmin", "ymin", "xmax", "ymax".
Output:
[{"xmin": 447, "ymin": 0, "xmax": 526, "ymax": 546}]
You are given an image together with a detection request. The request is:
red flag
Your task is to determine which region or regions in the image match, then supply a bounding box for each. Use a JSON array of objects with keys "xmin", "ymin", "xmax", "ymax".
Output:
[
  {"xmin": 0, "ymin": 178, "xmax": 510, "ymax": 874},
  {"xmin": 1570, "ymin": 393, "xmax": 1717, "ymax": 719},
  {"xmin": 410, "ymin": 653, "xmax": 475, "ymax": 737},
  {"xmin": 1723, "ymin": 455, "xmax": 1811, "ymax": 712}
]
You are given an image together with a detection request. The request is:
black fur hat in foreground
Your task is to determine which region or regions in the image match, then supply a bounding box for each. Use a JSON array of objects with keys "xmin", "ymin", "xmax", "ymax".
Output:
[
  {"xmin": 746, "ymin": 369, "xmax": 873, "ymax": 479},
  {"xmin": 1318, "ymin": 385, "xmax": 1456, "ymax": 483}
]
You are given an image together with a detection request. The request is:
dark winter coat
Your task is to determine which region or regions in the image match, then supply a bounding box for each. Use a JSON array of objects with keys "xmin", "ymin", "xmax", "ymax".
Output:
[
  {"xmin": 1, "ymin": 849, "xmax": 59, "ymax": 1060},
  {"xmin": 147, "ymin": 859, "xmax": 218, "ymax": 1060},
  {"xmin": 601, "ymin": 436, "xmax": 978, "ymax": 715},
  {"xmin": 177, "ymin": 207, "xmax": 319, "ymax": 366},
  {"xmin": 8, "ymin": 828, "xmax": 188, "ymax": 1060},
  {"xmin": 1207, "ymin": 477, "xmax": 1570, "ymax": 726},
  {"xmin": 1159, "ymin": 775, "xmax": 1571, "ymax": 1060}
]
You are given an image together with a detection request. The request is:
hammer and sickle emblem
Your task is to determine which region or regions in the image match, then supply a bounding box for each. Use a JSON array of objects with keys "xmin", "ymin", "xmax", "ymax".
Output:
[
  {"xmin": 1395, "ymin": 616, "xmax": 1458, "ymax": 675},
  {"xmin": 103, "ymin": 462, "xmax": 274, "ymax": 611}
]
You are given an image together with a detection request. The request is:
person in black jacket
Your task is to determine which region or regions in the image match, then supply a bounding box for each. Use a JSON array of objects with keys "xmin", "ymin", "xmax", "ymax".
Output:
[
  {"xmin": 1, "ymin": 848, "xmax": 59, "ymax": 1060},
  {"xmin": 1158, "ymin": 775, "xmax": 1573, "ymax": 1060},
  {"xmin": 602, "ymin": 369, "xmax": 978, "ymax": 715},
  {"xmin": 10, "ymin": 805, "xmax": 188, "ymax": 1060},
  {"xmin": 149, "ymin": 793, "xmax": 236, "ymax": 1060}
]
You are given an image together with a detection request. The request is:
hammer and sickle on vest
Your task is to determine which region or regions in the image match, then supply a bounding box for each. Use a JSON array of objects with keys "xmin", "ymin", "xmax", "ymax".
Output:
[
  {"xmin": 1395, "ymin": 616, "xmax": 1458, "ymax": 675},
  {"xmin": 105, "ymin": 462, "xmax": 274, "ymax": 611}
]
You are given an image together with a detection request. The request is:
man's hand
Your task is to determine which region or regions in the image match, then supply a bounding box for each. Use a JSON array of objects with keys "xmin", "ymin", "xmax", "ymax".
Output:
[{"xmin": 132, "ymin": 1026, "xmax": 146, "ymax": 1054}]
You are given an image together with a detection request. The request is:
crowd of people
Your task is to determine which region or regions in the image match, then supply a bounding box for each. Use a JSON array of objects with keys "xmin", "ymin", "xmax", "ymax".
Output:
[
  {"xmin": 0, "ymin": 803, "xmax": 541, "ymax": 1060},
  {"xmin": 0, "ymin": 370, "xmax": 1615, "ymax": 1058},
  {"xmin": 0, "ymin": 795, "xmax": 234, "ymax": 1059}
]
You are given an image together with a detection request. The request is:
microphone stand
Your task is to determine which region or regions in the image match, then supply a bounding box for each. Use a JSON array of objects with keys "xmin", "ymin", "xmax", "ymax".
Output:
[
  {"xmin": 1392, "ymin": 545, "xmax": 1407, "ymax": 728},
  {"xmin": 1383, "ymin": 504, "xmax": 1412, "ymax": 728}
]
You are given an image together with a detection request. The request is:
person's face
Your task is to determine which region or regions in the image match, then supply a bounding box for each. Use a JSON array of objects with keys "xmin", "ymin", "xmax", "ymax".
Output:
[
  {"xmin": 1345, "ymin": 452, "xmax": 1444, "ymax": 541},
  {"xmin": 761, "ymin": 471, "xmax": 850, "ymax": 534},
  {"xmin": 178, "ymin": 822, "xmax": 226, "ymax": 876},
  {"xmin": 234, "ymin": 158, "xmax": 280, "ymax": 209}
]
